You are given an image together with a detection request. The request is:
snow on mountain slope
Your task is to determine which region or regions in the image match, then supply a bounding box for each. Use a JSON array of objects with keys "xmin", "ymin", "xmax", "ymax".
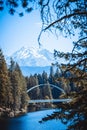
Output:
[{"xmin": 6, "ymin": 47, "xmax": 55, "ymax": 66}]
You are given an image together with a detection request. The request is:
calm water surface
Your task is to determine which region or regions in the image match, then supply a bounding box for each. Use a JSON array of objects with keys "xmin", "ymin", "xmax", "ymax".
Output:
[{"xmin": 0, "ymin": 109, "xmax": 67, "ymax": 130}]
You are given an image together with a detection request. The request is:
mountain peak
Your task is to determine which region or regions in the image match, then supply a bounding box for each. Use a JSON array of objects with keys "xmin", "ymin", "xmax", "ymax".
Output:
[{"xmin": 6, "ymin": 46, "xmax": 54, "ymax": 66}]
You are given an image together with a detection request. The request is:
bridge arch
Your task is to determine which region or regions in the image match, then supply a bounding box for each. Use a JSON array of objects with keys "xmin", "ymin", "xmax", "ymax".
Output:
[{"xmin": 27, "ymin": 83, "xmax": 65, "ymax": 94}]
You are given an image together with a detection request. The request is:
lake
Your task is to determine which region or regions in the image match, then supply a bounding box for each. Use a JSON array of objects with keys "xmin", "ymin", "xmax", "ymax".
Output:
[{"xmin": 0, "ymin": 109, "xmax": 67, "ymax": 130}]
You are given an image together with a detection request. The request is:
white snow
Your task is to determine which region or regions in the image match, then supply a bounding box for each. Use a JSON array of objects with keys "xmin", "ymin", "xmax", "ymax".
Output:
[{"xmin": 6, "ymin": 46, "xmax": 55, "ymax": 66}]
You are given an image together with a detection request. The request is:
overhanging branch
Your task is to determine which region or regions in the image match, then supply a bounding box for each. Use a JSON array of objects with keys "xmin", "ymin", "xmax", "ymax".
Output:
[
  {"xmin": 44, "ymin": 11, "xmax": 87, "ymax": 30},
  {"xmin": 65, "ymin": 58, "xmax": 87, "ymax": 72},
  {"xmin": 72, "ymin": 37, "xmax": 87, "ymax": 53}
]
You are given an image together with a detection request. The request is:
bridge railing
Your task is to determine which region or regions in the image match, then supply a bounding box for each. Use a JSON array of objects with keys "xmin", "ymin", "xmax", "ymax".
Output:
[{"xmin": 28, "ymin": 98, "xmax": 72, "ymax": 103}]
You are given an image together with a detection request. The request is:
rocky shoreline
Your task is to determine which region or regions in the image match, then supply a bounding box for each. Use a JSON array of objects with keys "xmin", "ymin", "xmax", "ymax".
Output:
[
  {"xmin": 0, "ymin": 107, "xmax": 27, "ymax": 118},
  {"xmin": 0, "ymin": 103, "xmax": 56, "ymax": 118}
]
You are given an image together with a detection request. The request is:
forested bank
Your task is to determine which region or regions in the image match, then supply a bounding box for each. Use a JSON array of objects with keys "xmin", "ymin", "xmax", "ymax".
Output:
[{"xmin": 0, "ymin": 49, "xmax": 28, "ymax": 117}]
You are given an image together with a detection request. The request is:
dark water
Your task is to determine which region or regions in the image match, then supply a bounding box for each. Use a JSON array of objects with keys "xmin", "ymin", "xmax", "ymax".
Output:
[{"xmin": 0, "ymin": 109, "xmax": 67, "ymax": 130}]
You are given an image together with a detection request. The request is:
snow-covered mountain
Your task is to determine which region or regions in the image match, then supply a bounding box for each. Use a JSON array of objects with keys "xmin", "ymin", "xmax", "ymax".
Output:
[{"xmin": 6, "ymin": 47, "xmax": 55, "ymax": 67}]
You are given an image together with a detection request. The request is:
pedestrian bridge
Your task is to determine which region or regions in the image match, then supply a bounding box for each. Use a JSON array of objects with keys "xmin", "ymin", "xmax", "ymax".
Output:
[
  {"xmin": 28, "ymin": 99, "xmax": 72, "ymax": 103},
  {"xmin": 27, "ymin": 84, "xmax": 72, "ymax": 103}
]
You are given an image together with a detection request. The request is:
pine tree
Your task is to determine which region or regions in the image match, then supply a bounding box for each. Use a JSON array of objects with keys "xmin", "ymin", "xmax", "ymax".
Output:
[
  {"xmin": 9, "ymin": 59, "xmax": 28, "ymax": 111},
  {"xmin": 0, "ymin": 49, "xmax": 12, "ymax": 107},
  {"xmin": 49, "ymin": 66, "xmax": 55, "ymax": 84},
  {"xmin": 37, "ymin": 74, "xmax": 43, "ymax": 84},
  {"xmin": 42, "ymin": 71, "xmax": 48, "ymax": 84},
  {"xmin": 27, "ymin": 75, "xmax": 40, "ymax": 99}
]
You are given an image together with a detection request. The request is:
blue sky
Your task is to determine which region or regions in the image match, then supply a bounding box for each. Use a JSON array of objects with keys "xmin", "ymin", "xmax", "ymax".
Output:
[{"xmin": 0, "ymin": 8, "xmax": 78, "ymax": 56}]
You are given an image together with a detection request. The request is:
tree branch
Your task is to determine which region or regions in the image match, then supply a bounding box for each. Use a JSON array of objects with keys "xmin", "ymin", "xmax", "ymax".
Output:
[
  {"xmin": 44, "ymin": 11, "xmax": 87, "ymax": 30},
  {"xmin": 65, "ymin": 58, "xmax": 87, "ymax": 72},
  {"xmin": 72, "ymin": 37, "xmax": 87, "ymax": 54}
]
